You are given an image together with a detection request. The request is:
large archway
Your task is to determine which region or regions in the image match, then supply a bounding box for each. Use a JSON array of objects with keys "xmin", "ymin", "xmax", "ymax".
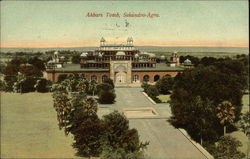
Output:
[
  {"xmin": 154, "ymin": 75, "xmax": 160, "ymax": 82},
  {"xmin": 143, "ymin": 75, "xmax": 150, "ymax": 82},
  {"xmin": 115, "ymin": 72, "xmax": 127, "ymax": 84}
]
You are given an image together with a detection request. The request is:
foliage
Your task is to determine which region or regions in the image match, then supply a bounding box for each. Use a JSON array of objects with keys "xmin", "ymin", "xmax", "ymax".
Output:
[
  {"xmin": 0, "ymin": 80, "xmax": 6, "ymax": 91},
  {"xmin": 145, "ymin": 85, "xmax": 161, "ymax": 103},
  {"xmin": 141, "ymin": 82, "xmax": 150, "ymax": 92},
  {"xmin": 216, "ymin": 101, "xmax": 236, "ymax": 135},
  {"xmin": 170, "ymin": 63, "xmax": 245, "ymax": 142},
  {"xmin": 72, "ymin": 117, "xmax": 104, "ymax": 157},
  {"xmin": 35, "ymin": 78, "xmax": 51, "ymax": 92},
  {"xmin": 103, "ymin": 78, "xmax": 115, "ymax": 89},
  {"xmin": 207, "ymin": 136, "xmax": 245, "ymax": 159},
  {"xmin": 97, "ymin": 83, "xmax": 114, "ymax": 94},
  {"xmin": 57, "ymin": 74, "xmax": 68, "ymax": 83},
  {"xmin": 101, "ymin": 111, "xmax": 149, "ymax": 158},
  {"xmin": 28, "ymin": 56, "xmax": 46, "ymax": 71},
  {"xmin": 19, "ymin": 64, "xmax": 43, "ymax": 77},
  {"xmin": 98, "ymin": 89, "xmax": 116, "ymax": 104},
  {"xmin": 71, "ymin": 54, "xmax": 80, "ymax": 64},
  {"xmin": 155, "ymin": 75, "xmax": 174, "ymax": 94},
  {"xmin": 237, "ymin": 112, "xmax": 250, "ymax": 135}
]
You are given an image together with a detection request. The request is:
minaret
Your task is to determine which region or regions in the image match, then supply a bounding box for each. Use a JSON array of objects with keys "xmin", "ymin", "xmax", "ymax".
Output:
[{"xmin": 100, "ymin": 37, "xmax": 106, "ymax": 46}]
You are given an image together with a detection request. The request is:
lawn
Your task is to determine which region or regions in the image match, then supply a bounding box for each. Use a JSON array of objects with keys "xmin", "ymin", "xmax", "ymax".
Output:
[
  {"xmin": 0, "ymin": 92, "xmax": 92, "ymax": 158},
  {"xmin": 157, "ymin": 94, "xmax": 170, "ymax": 103}
]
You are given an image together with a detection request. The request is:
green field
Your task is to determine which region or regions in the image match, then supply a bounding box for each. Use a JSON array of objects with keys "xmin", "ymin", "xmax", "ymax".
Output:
[{"xmin": 1, "ymin": 92, "xmax": 84, "ymax": 158}]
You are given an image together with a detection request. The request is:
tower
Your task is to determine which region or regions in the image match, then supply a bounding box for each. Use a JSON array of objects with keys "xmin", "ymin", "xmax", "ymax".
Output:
[{"xmin": 100, "ymin": 37, "xmax": 106, "ymax": 46}]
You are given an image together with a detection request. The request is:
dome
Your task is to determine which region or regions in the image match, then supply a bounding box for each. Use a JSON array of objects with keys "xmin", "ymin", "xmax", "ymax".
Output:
[
  {"xmin": 184, "ymin": 58, "xmax": 192, "ymax": 64},
  {"xmin": 100, "ymin": 37, "xmax": 106, "ymax": 42},
  {"xmin": 80, "ymin": 52, "xmax": 88, "ymax": 57},
  {"xmin": 116, "ymin": 51, "xmax": 126, "ymax": 56},
  {"xmin": 148, "ymin": 53, "xmax": 156, "ymax": 57},
  {"xmin": 135, "ymin": 54, "xmax": 139, "ymax": 58},
  {"xmin": 54, "ymin": 51, "xmax": 58, "ymax": 55},
  {"xmin": 160, "ymin": 55, "xmax": 165, "ymax": 60}
]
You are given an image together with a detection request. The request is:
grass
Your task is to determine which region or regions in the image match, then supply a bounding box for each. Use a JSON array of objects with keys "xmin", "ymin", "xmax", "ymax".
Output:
[
  {"xmin": 1, "ymin": 92, "xmax": 98, "ymax": 158},
  {"xmin": 157, "ymin": 94, "xmax": 170, "ymax": 103}
]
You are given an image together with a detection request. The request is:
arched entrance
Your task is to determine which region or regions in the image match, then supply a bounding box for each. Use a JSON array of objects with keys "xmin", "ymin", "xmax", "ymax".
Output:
[
  {"xmin": 115, "ymin": 72, "xmax": 127, "ymax": 84},
  {"xmin": 143, "ymin": 75, "xmax": 150, "ymax": 82},
  {"xmin": 154, "ymin": 75, "xmax": 160, "ymax": 82}
]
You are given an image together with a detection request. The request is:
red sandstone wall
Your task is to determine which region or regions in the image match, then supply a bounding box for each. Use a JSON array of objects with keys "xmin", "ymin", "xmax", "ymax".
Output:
[
  {"xmin": 47, "ymin": 71, "xmax": 180, "ymax": 83},
  {"xmin": 131, "ymin": 71, "xmax": 179, "ymax": 83},
  {"xmin": 47, "ymin": 72, "xmax": 110, "ymax": 82}
]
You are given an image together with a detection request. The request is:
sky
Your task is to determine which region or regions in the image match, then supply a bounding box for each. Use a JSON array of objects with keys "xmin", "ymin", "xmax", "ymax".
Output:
[{"xmin": 0, "ymin": 1, "xmax": 249, "ymax": 48}]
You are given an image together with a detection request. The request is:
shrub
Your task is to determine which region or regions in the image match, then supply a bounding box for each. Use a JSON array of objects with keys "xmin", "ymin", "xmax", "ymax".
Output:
[
  {"xmin": 98, "ymin": 89, "xmax": 116, "ymax": 104},
  {"xmin": 146, "ymin": 85, "xmax": 161, "ymax": 103},
  {"xmin": 35, "ymin": 78, "xmax": 51, "ymax": 92},
  {"xmin": 101, "ymin": 111, "xmax": 149, "ymax": 158},
  {"xmin": 57, "ymin": 74, "xmax": 68, "ymax": 83}
]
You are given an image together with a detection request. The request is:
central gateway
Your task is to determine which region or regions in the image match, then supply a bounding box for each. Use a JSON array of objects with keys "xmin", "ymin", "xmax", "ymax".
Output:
[{"xmin": 110, "ymin": 61, "xmax": 132, "ymax": 86}]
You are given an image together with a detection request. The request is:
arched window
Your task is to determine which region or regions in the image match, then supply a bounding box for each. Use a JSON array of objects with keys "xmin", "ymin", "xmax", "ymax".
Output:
[
  {"xmin": 154, "ymin": 75, "xmax": 160, "ymax": 82},
  {"xmin": 91, "ymin": 75, "xmax": 97, "ymax": 81},
  {"xmin": 143, "ymin": 75, "xmax": 150, "ymax": 82},
  {"xmin": 102, "ymin": 75, "xmax": 108, "ymax": 82},
  {"xmin": 133, "ymin": 75, "xmax": 139, "ymax": 82}
]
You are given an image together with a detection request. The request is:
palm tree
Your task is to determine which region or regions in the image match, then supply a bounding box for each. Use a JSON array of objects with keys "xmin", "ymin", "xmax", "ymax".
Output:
[{"xmin": 216, "ymin": 101, "xmax": 235, "ymax": 135}]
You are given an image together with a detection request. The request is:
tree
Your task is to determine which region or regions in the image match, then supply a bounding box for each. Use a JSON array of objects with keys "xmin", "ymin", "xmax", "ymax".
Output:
[
  {"xmin": 98, "ymin": 89, "xmax": 116, "ymax": 104},
  {"xmin": 97, "ymin": 83, "xmax": 113, "ymax": 94},
  {"xmin": 19, "ymin": 64, "xmax": 43, "ymax": 77},
  {"xmin": 35, "ymin": 78, "xmax": 51, "ymax": 92},
  {"xmin": 237, "ymin": 112, "xmax": 250, "ymax": 135},
  {"xmin": 88, "ymin": 80, "xmax": 98, "ymax": 96},
  {"xmin": 216, "ymin": 101, "xmax": 235, "ymax": 135},
  {"xmin": 57, "ymin": 74, "xmax": 68, "ymax": 83},
  {"xmin": 71, "ymin": 54, "xmax": 80, "ymax": 64},
  {"xmin": 170, "ymin": 64, "xmax": 245, "ymax": 142},
  {"xmin": 72, "ymin": 116, "xmax": 104, "ymax": 157},
  {"xmin": 155, "ymin": 75, "xmax": 174, "ymax": 94},
  {"xmin": 145, "ymin": 85, "xmax": 161, "ymax": 103},
  {"xmin": 101, "ymin": 111, "xmax": 149, "ymax": 158},
  {"xmin": 208, "ymin": 136, "xmax": 245, "ymax": 159},
  {"xmin": 103, "ymin": 78, "xmax": 114, "ymax": 89},
  {"xmin": 28, "ymin": 56, "xmax": 46, "ymax": 71}
]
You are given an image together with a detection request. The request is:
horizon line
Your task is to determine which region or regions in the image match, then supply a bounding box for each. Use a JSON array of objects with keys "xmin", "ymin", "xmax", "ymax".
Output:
[{"xmin": 1, "ymin": 45, "xmax": 249, "ymax": 49}]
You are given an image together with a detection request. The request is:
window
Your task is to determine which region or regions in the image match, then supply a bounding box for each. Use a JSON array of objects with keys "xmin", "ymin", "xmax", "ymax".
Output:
[
  {"xmin": 91, "ymin": 75, "xmax": 97, "ymax": 81},
  {"xmin": 102, "ymin": 75, "xmax": 108, "ymax": 82},
  {"xmin": 154, "ymin": 75, "xmax": 160, "ymax": 82},
  {"xmin": 143, "ymin": 75, "xmax": 150, "ymax": 82},
  {"xmin": 133, "ymin": 75, "xmax": 139, "ymax": 82}
]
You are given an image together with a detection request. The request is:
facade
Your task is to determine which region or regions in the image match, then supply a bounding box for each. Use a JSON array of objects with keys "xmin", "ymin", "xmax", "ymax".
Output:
[{"xmin": 46, "ymin": 38, "xmax": 183, "ymax": 86}]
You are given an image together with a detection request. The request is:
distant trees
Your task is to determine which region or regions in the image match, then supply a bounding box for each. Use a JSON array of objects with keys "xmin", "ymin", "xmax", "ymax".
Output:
[{"xmin": 71, "ymin": 54, "xmax": 80, "ymax": 64}]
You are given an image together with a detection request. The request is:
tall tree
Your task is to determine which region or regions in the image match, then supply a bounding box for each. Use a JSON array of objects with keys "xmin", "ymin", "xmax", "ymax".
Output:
[{"xmin": 216, "ymin": 101, "xmax": 235, "ymax": 135}]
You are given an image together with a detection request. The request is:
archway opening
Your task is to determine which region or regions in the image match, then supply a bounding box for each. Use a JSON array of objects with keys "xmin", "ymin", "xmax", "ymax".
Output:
[
  {"xmin": 154, "ymin": 75, "xmax": 160, "ymax": 82},
  {"xmin": 143, "ymin": 75, "xmax": 150, "ymax": 82}
]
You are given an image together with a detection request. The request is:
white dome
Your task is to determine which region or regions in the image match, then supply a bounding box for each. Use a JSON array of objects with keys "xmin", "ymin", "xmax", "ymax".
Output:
[
  {"xmin": 135, "ymin": 54, "xmax": 139, "ymax": 58},
  {"xmin": 54, "ymin": 51, "xmax": 58, "ymax": 55},
  {"xmin": 80, "ymin": 52, "xmax": 88, "ymax": 57},
  {"xmin": 160, "ymin": 55, "xmax": 165, "ymax": 60},
  {"xmin": 116, "ymin": 51, "xmax": 126, "ymax": 56}
]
